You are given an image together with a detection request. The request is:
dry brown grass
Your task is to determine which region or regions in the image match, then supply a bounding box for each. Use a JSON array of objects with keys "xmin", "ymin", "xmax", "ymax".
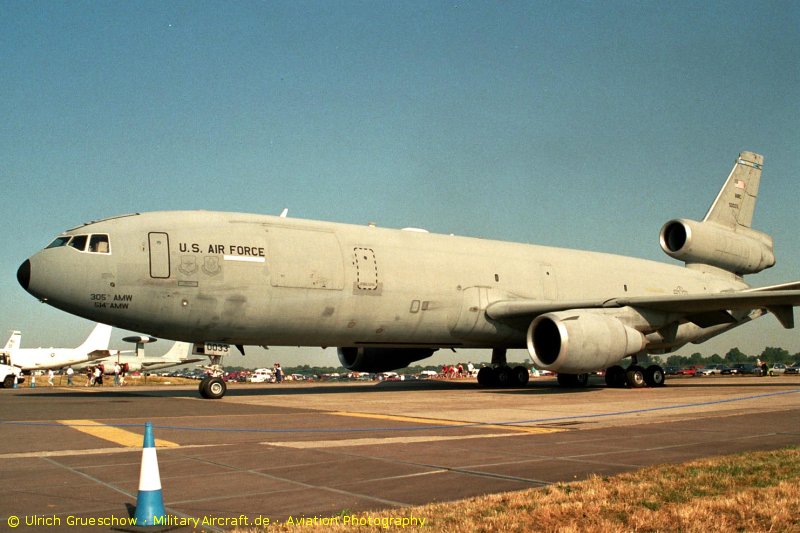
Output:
[
  {"xmin": 234, "ymin": 447, "xmax": 800, "ymax": 532},
  {"xmin": 45, "ymin": 374, "xmax": 200, "ymax": 387}
]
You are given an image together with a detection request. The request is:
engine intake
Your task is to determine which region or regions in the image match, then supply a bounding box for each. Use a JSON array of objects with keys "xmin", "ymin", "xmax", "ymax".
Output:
[
  {"xmin": 660, "ymin": 219, "xmax": 774, "ymax": 275},
  {"xmin": 527, "ymin": 311, "xmax": 645, "ymax": 373},
  {"xmin": 337, "ymin": 347, "xmax": 435, "ymax": 373}
]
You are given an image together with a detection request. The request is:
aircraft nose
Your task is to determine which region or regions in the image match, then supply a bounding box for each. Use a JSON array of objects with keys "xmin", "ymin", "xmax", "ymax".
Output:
[{"xmin": 17, "ymin": 259, "xmax": 31, "ymax": 291}]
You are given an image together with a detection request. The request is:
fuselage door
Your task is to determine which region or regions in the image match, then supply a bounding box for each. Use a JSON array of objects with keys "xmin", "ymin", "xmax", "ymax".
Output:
[
  {"xmin": 353, "ymin": 247, "xmax": 379, "ymax": 291},
  {"xmin": 540, "ymin": 263, "xmax": 558, "ymax": 300},
  {"xmin": 148, "ymin": 232, "xmax": 171, "ymax": 279}
]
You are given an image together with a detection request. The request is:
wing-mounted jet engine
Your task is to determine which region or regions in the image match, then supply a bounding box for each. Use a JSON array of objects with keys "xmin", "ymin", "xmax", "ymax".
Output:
[{"xmin": 527, "ymin": 311, "xmax": 645, "ymax": 373}]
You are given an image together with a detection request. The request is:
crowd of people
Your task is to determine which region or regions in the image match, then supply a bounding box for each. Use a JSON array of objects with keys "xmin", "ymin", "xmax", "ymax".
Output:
[
  {"xmin": 26, "ymin": 362, "xmax": 129, "ymax": 387},
  {"xmin": 83, "ymin": 362, "xmax": 126, "ymax": 386},
  {"xmin": 439, "ymin": 362, "xmax": 475, "ymax": 378}
]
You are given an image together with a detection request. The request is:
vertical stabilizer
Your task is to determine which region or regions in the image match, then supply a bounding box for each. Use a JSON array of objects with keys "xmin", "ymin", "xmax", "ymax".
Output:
[
  {"xmin": 3, "ymin": 331, "xmax": 21, "ymax": 352},
  {"xmin": 703, "ymin": 151, "xmax": 763, "ymax": 230},
  {"xmin": 162, "ymin": 341, "xmax": 192, "ymax": 361},
  {"xmin": 76, "ymin": 323, "xmax": 113, "ymax": 353}
]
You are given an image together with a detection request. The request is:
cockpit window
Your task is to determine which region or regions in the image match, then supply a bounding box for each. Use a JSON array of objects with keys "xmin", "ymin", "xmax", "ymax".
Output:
[
  {"xmin": 46, "ymin": 236, "xmax": 71, "ymax": 249},
  {"xmin": 46, "ymin": 233, "xmax": 111, "ymax": 254},
  {"xmin": 88, "ymin": 234, "xmax": 110, "ymax": 254},
  {"xmin": 68, "ymin": 235, "xmax": 88, "ymax": 251}
]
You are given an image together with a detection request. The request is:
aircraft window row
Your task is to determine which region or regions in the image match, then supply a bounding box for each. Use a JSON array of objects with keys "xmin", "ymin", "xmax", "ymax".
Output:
[{"xmin": 46, "ymin": 234, "xmax": 110, "ymax": 254}]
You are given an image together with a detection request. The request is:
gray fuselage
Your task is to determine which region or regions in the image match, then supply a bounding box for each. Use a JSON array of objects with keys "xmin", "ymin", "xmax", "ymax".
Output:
[{"xmin": 20, "ymin": 211, "xmax": 744, "ymax": 351}]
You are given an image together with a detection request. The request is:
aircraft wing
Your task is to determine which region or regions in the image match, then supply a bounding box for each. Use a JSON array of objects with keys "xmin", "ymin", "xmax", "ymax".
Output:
[
  {"xmin": 140, "ymin": 357, "xmax": 203, "ymax": 367},
  {"xmin": 87, "ymin": 349, "xmax": 117, "ymax": 360},
  {"xmin": 486, "ymin": 286, "xmax": 800, "ymax": 328}
]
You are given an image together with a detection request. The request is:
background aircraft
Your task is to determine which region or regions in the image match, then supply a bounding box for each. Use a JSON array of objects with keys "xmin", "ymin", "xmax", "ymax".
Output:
[
  {"xmin": 2, "ymin": 323, "xmax": 115, "ymax": 371},
  {"xmin": 17, "ymin": 152, "xmax": 800, "ymax": 398},
  {"xmin": 81, "ymin": 341, "xmax": 202, "ymax": 373}
]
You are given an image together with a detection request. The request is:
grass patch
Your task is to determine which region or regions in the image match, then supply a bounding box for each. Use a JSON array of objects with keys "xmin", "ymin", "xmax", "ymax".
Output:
[{"xmin": 233, "ymin": 447, "xmax": 800, "ymax": 532}]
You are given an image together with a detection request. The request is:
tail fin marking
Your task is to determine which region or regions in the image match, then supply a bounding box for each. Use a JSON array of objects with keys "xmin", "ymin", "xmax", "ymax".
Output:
[{"xmin": 703, "ymin": 151, "xmax": 763, "ymax": 230}]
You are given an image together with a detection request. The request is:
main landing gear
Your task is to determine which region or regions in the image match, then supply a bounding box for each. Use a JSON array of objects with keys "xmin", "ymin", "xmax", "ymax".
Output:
[
  {"xmin": 476, "ymin": 348, "xmax": 531, "ymax": 388},
  {"xmin": 603, "ymin": 362, "xmax": 666, "ymax": 389}
]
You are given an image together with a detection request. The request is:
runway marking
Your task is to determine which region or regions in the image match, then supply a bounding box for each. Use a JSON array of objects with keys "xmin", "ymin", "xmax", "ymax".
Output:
[
  {"xmin": 0, "ymin": 444, "xmax": 217, "ymax": 460},
  {"xmin": 264, "ymin": 432, "xmax": 533, "ymax": 449},
  {"xmin": 58, "ymin": 419, "xmax": 180, "ymax": 448},
  {"xmin": 329, "ymin": 410, "xmax": 563, "ymax": 434}
]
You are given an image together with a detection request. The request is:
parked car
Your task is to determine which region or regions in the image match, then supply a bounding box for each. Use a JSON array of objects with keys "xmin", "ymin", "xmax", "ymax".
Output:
[
  {"xmin": 723, "ymin": 363, "xmax": 760, "ymax": 375},
  {"xmin": 696, "ymin": 364, "xmax": 725, "ymax": 376},
  {"xmin": 785, "ymin": 363, "xmax": 800, "ymax": 375},
  {"xmin": 677, "ymin": 367, "xmax": 698, "ymax": 376},
  {"xmin": 249, "ymin": 368, "xmax": 274, "ymax": 383},
  {"xmin": 665, "ymin": 366, "xmax": 681, "ymax": 376},
  {"xmin": 767, "ymin": 363, "xmax": 787, "ymax": 376}
]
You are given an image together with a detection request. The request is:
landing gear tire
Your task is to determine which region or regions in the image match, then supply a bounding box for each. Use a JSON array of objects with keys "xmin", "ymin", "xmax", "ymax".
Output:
[
  {"xmin": 495, "ymin": 366, "xmax": 513, "ymax": 387},
  {"xmin": 199, "ymin": 376, "xmax": 227, "ymax": 399},
  {"xmin": 512, "ymin": 366, "xmax": 530, "ymax": 387},
  {"xmin": 604, "ymin": 365, "xmax": 627, "ymax": 388},
  {"xmin": 644, "ymin": 365, "xmax": 666, "ymax": 387},
  {"xmin": 477, "ymin": 367, "xmax": 496, "ymax": 387},
  {"xmin": 626, "ymin": 365, "xmax": 646, "ymax": 388},
  {"xmin": 199, "ymin": 377, "xmax": 211, "ymax": 398},
  {"xmin": 203, "ymin": 377, "xmax": 226, "ymax": 399}
]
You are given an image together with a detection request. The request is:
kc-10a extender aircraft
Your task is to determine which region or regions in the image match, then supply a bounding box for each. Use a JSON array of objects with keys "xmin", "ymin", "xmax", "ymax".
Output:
[{"xmin": 17, "ymin": 152, "xmax": 800, "ymax": 398}]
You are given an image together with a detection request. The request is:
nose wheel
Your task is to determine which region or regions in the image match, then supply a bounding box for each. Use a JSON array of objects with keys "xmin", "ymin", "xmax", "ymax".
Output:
[
  {"xmin": 199, "ymin": 376, "xmax": 226, "ymax": 399},
  {"xmin": 198, "ymin": 353, "xmax": 227, "ymax": 399}
]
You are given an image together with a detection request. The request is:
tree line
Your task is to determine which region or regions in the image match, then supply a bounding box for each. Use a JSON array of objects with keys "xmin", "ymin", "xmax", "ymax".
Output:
[{"xmin": 661, "ymin": 347, "xmax": 799, "ymax": 369}]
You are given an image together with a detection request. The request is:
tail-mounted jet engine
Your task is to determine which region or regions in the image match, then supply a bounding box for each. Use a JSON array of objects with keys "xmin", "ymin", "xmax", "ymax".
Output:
[
  {"xmin": 660, "ymin": 219, "xmax": 774, "ymax": 275},
  {"xmin": 527, "ymin": 311, "xmax": 645, "ymax": 374},
  {"xmin": 337, "ymin": 347, "xmax": 436, "ymax": 373}
]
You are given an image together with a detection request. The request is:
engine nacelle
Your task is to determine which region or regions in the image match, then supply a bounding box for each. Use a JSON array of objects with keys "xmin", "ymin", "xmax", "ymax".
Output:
[
  {"xmin": 527, "ymin": 311, "xmax": 645, "ymax": 373},
  {"xmin": 337, "ymin": 347, "xmax": 435, "ymax": 373},
  {"xmin": 660, "ymin": 219, "xmax": 774, "ymax": 274}
]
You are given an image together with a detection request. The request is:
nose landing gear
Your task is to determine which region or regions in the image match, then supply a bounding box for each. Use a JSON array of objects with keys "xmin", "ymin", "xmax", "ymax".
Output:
[{"xmin": 198, "ymin": 351, "xmax": 227, "ymax": 399}]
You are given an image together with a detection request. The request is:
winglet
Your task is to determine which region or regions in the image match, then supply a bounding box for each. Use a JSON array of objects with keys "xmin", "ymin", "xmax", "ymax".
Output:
[{"xmin": 703, "ymin": 151, "xmax": 763, "ymax": 230}]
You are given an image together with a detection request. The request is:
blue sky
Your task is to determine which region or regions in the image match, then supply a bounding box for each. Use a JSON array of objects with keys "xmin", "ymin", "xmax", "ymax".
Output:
[{"xmin": 2, "ymin": 1, "xmax": 798, "ymax": 366}]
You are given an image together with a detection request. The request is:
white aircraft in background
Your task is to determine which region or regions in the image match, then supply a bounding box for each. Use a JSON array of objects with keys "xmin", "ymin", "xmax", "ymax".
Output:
[
  {"xmin": 3, "ymin": 323, "xmax": 115, "ymax": 371},
  {"xmin": 82, "ymin": 341, "xmax": 202, "ymax": 373}
]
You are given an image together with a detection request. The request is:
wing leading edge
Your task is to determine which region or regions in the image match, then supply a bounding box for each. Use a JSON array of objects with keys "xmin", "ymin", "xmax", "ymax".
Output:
[{"xmin": 485, "ymin": 286, "xmax": 800, "ymax": 329}]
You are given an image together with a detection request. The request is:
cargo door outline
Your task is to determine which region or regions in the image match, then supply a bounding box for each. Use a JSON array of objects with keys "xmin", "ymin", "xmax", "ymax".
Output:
[
  {"xmin": 149, "ymin": 232, "xmax": 171, "ymax": 279},
  {"xmin": 540, "ymin": 263, "xmax": 558, "ymax": 300},
  {"xmin": 353, "ymin": 247, "xmax": 381, "ymax": 292}
]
